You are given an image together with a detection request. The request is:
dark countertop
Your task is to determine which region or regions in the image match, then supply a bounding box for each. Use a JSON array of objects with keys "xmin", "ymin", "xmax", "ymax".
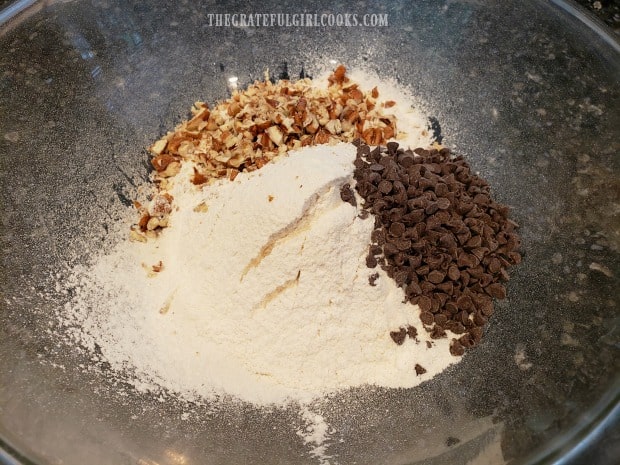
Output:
[
  {"xmin": 0, "ymin": 1, "xmax": 618, "ymax": 465},
  {"xmin": 574, "ymin": 0, "xmax": 620, "ymax": 34}
]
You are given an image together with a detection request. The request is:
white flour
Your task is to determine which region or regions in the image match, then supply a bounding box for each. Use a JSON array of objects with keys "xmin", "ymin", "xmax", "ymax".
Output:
[
  {"xmin": 61, "ymin": 143, "xmax": 457, "ymax": 406},
  {"xmin": 298, "ymin": 407, "xmax": 335, "ymax": 465}
]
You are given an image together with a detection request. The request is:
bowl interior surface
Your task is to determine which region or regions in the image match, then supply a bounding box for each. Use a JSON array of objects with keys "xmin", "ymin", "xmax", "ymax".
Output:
[{"xmin": 0, "ymin": 1, "xmax": 619, "ymax": 464}]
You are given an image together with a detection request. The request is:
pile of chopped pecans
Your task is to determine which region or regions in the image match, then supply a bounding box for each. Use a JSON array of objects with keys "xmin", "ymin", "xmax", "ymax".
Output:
[{"xmin": 131, "ymin": 65, "xmax": 408, "ymax": 240}]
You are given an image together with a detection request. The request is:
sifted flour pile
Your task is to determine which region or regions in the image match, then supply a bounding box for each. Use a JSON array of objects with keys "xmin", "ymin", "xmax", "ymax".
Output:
[{"xmin": 61, "ymin": 143, "xmax": 458, "ymax": 406}]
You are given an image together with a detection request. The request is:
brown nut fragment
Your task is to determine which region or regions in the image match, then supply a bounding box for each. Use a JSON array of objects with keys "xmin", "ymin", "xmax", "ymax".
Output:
[
  {"xmin": 329, "ymin": 64, "xmax": 347, "ymax": 85},
  {"xmin": 149, "ymin": 139, "xmax": 168, "ymax": 155},
  {"xmin": 138, "ymin": 213, "xmax": 150, "ymax": 232},
  {"xmin": 191, "ymin": 168, "xmax": 208, "ymax": 185},
  {"xmin": 266, "ymin": 125, "xmax": 285, "ymax": 146},
  {"xmin": 314, "ymin": 128, "xmax": 330, "ymax": 145},
  {"xmin": 152, "ymin": 154, "xmax": 177, "ymax": 172},
  {"xmin": 227, "ymin": 102, "xmax": 242, "ymax": 117},
  {"xmin": 129, "ymin": 228, "xmax": 147, "ymax": 243}
]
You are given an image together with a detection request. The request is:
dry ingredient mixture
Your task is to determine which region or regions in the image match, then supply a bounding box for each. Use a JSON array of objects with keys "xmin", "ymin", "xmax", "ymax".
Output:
[{"xmin": 57, "ymin": 65, "xmax": 521, "ymax": 464}]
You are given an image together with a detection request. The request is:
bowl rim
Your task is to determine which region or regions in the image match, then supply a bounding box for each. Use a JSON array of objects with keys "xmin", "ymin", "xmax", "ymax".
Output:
[{"xmin": 0, "ymin": 0, "xmax": 618, "ymax": 464}]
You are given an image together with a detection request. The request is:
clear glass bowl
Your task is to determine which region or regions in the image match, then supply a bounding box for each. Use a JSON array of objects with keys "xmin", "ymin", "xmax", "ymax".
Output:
[{"xmin": 0, "ymin": 1, "xmax": 618, "ymax": 464}]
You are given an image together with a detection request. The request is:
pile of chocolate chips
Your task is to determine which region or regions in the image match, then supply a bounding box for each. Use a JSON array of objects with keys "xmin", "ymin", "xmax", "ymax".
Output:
[{"xmin": 345, "ymin": 140, "xmax": 521, "ymax": 356}]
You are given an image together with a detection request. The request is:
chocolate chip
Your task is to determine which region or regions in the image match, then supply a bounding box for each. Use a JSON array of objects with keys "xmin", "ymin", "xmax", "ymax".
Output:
[
  {"xmin": 388, "ymin": 208, "xmax": 405, "ymax": 223},
  {"xmin": 415, "ymin": 364, "xmax": 427, "ymax": 375},
  {"xmin": 456, "ymin": 294, "xmax": 474, "ymax": 311},
  {"xmin": 478, "ymin": 273, "xmax": 493, "ymax": 288},
  {"xmin": 389, "ymin": 222, "xmax": 406, "ymax": 237},
  {"xmin": 430, "ymin": 325, "xmax": 446, "ymax": 339},
  {"xmin": 387, "ymin": 141, "xmax": 399, "ymax": 155},
  {"xmin": 488, "ymin": 257, "xmax": 502, "ymax": 274},
  {"xmin": 408, "ymin": 255, "xmax": 422, "ymax": 269},
  {"xmin": 357, "ymin": 143, "xmax": 370, "ymax": 155},
  {"xmin": 445, "ymin": 301, "xmax": 459, "ymax": 314},
  {"xmin": 383, "ymin": 243, "xmax": 399, "ymax": 256},
  {"xmin": 354, "ymin": 158, "xmax": 368, "ymax": 170},
  {"xmin": 420, "ymin": 281, "xmax": 436, "ymax": 294},
  {"xmin": 419, "ymin": 178, "xmax": 436, "ymax": 190},
  {"xmin": 407, "ymin": 325, "xmax": 418, "ymax": 339},
  {"xmin": 378, "ymin": 180, "xmax": 393, "ymax": 194},
  {"xmin": 470, "ymin": 326, "xmax": 483, "ymax": 343},
  {"xmin": 404, "ymin": 209, "xmax": 425, "ymax": 225},
  {"xmin": 436, "ymin": 281, "xmax": 454, "ymax": 295},
  {"xmin": 366, "ymin": 254, "xmax": 378, "ymax": 268},
  {"xmin": 395, "ymin": 238, "xmax": 412, "ymax": 251},
  {"xmin": 368, "ymin": 172, "xmax": 382, "ymax": 184},
  {"xmin": 428, "ymin": 270, "xmax": 446, "ymax": 284},
  {"xmin": 459, "ymin": 333, "xmax": 474, "ymax": 348},
  {"xmin": 451, "ymin": 322, "xmax": 466, "ymax": 334},
  {"xmin": 480, "ymin": 299, "xmax": 494, "ymax": 316},
  {"xmin": 461, "ymin": 270, "xmax": 470, "ymax": 287},
  {"xmin": 434, "ymin": 313, "xmax": 448, "ymax": 327},
  {"xmin": 393, "ymin": 268, "xmax": 409, "ymax": 285},
  {"xmin": 371, "ymin": 229, "xmax": 385, "ymax": 245},
  {"xmin": 340, "ymin": 183, "xmax": 357, "ymax": 207},
  {"xmin": 370, "ymin": 244, "xmax": 382, "ymax": 255},
  {"xmin": 471, "ymin": 247, "xmax": 489, "ymax": 261},
  {"xmin": 399, "ymin": 152, "xmax": 416, "ymax": 168},
  {"xmin": 449, "ymin": 339, "xmax": 465, "ymax": 356},
  {"xmin": 486, "ymin": 283, "xmax": 507, "ymax": 299},
  {"xmin": 447, "ymin": 265, "xmax": 461, "ymax": 281},
  {"xmin": 473, "ymin": 311, "xmax": 487, "ymax": 326},
  {"xmin": 468, "ymin": 266, "xmax": 484, "ymax": 279},
  {"xmin": 416, "ymin": 264, "xmax": 430, "ymax": 276},
  {"xmin": 417, "ymin": 295, "xmax": 432, "ymax": 313},
  {"xmin": 465, "ymin": 235, "xmax": 482, "ymax": 248},
  {"xmin": 390, "ymin": 327, "xmax": 407, "ymax": 345},
  {"xmin": 508, "ymin": 251, "xmax": 522, "ymax": 265},
  {"xmin": 368, "ymin": 273, "xmax": 379, "ymax": 286},
  {"xmin": 456, "ymin": 253, "xmax": 475, "ymax": 268},
  {"xmin": 420, "ymin": 311, "xmax": 434, "ymax": 325},
  {"xmin": 425, "ymin": 202, "xmax": 440, "ymax": 215},
  {"xmin": 436, "ymin": 197, "xmax": 451, "ymax": 210},
  {"xmin": 456, "ymin": 310, "xmax": 470, "ymax": 326},
  {"xmin": 406, "ymin": 281, "xmax": 422, "ymax": 297}
]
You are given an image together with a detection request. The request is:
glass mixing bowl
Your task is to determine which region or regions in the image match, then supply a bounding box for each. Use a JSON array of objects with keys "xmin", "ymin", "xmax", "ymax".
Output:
[{"xmin": 0, "ymin": 1, "xmax": 618, "ymax": 464}]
